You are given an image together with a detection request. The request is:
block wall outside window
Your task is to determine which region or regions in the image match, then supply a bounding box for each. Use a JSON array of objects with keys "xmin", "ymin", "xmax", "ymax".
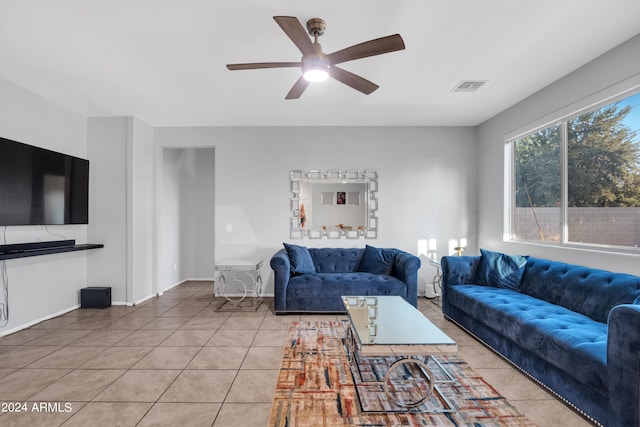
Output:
[{"xmin": 514, "ymin": 207, "xmax": 640, "ymax": 247}]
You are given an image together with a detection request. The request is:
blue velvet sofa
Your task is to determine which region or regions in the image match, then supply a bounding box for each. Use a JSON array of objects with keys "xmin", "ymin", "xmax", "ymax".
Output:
[
  {"xmin": 441, "ymin": 250, "xmax": 640, "ymax": 427},
  {"xmin": 271, "ymin": 245, "xmax": 420, "ymax": 313}
]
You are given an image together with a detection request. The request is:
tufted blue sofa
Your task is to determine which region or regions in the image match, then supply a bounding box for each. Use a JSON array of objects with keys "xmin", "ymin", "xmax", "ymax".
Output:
[
  {"xmin": 271, "ymin": 247, "xmax": 420, "ymax": 313},
  {"xmin": 441, "ymin": 254, "xmax": 640, "ymax": 427}
]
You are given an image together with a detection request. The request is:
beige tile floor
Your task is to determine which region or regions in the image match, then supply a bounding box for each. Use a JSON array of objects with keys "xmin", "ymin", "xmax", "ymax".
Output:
[{"xmin": 0, "ymin": 281, "xmax": 594, "ymax": 426}]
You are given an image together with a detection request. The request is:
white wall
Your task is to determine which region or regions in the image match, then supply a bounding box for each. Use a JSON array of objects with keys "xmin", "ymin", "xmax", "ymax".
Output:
[
  {"xmin": 477, "ymin": 33, "xmax": 640, "ymax": 275},
  {"xmin": 157, "ymin": 147, "xmax": 215, "ymax": 292},
  {"xmin": 0, "ymin": 78, "xmax": 89, "ymax": 335},
  {"xmin": 87, "ymin": 117, "xmax": 128, "ymax": 303},
  {"xmin": 87, "ymin": 116, "xmax": 155, "ymax": 305},
  {"xmin": 155, "ymin": 126, "xmax": 477, "ymax": 295},
  {"xmin": 128, "ymin": 117, "xmax": 155, "ymax": 302},
  {"xmin": 158, "ymin": 149, "xmax": 182, "ymax": 290},
  {"xmin": 181, "ymin": 148, "xmax": 215, "ymax": 279}
]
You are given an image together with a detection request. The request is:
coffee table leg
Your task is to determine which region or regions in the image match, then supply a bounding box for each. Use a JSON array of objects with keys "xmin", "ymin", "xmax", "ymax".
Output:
[
  {"xmin": 382, "ymin": 357, "xmax": 434, "ymax": 408},
  {"xmin": 342, "ymin": 322, "xmax": 445, "ymax": 410}
]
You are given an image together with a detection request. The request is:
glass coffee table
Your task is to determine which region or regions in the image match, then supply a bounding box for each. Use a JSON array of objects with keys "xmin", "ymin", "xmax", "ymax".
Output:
[{"xmin": 342, "ymin": 295, "xmax": 457, "ymax": 412}]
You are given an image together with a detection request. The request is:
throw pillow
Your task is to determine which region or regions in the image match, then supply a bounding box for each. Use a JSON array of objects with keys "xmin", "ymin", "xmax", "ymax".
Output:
[
  {"xmin": 357, "ymin": 245, "xmax": 395, "ymax": 275},
  {"xmin": 475, "ymin": 248, "xmax": 528, "ymax": 290},
  {"xmin": 283, "ymin": 243, "xmax": 316, "ymax": 274}
]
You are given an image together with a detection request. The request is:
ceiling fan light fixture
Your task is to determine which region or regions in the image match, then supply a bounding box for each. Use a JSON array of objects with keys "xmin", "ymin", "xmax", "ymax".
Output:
[
  {"xmin": 303, "ymin": 68, "xmax": 329, "ymax": 82},
  {"xmin": 302, "ymin": 55, "xmax": 329, "ymax": 82}
]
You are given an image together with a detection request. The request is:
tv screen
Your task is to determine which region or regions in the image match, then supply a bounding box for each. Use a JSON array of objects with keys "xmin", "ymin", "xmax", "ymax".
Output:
[{"xmin": 0, "ymin": 137, "xmax": 89, "ymax": 226}]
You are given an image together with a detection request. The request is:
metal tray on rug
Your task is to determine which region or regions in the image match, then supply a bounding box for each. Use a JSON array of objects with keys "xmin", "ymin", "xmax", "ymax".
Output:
[{"xmin": 350, "ymin": 355, "xmax": 455, "ymax": 413}]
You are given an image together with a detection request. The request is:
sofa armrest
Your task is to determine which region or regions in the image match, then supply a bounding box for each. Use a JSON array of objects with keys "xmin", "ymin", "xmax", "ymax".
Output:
[
  {"xmin": 440, "ymin": 255, "xmax": 480, "ymax": 287},
  {"xmin": 270, "ymin": 249, "xmax": 291, "ymax": 312},
  {"xmin": 391, "ymin": 250, "xmax": 421, "ymax": 307},
  {"xmin": 441, "ymin": 255, "xmax": 480, "ymax": 318},
  {"xmin": 607, "ymin": 304, "xmax": 640, "ymax": 427}
]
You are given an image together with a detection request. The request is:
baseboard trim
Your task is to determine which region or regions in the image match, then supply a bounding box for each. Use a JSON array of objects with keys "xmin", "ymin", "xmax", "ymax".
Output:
[{"xmin": 0, "ymin": 304, "xmax": 80, "ymax": 337}]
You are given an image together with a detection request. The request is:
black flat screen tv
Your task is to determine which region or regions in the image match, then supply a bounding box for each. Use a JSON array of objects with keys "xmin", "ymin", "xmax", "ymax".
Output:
[{"xmin": 0, "ymin": 136, "xmax": 89, "ymax": 226}]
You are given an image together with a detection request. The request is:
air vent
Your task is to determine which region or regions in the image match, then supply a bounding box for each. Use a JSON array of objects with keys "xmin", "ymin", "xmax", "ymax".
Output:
[{"xmin": 452, "ymin": 80, "xmax": 487, "ymax": 92}]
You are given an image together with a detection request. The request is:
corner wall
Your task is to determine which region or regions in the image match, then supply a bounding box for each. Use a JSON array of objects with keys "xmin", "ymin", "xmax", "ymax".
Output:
[
  {"xmin": 477, "ymin": 33, "xmax": 640, "ymax": 274},
  {"xmin": 87, "ymin": 116, "xmax": 155, "ymax": 305},
  {"xmin": 87, "ymin": 118, "xmax": 128, "ymax": 303}
]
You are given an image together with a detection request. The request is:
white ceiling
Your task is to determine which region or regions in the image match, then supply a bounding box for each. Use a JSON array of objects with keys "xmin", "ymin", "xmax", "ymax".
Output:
[{"xmin": 1, "ymin": 1, "xmax": 639, "ymax": 127}]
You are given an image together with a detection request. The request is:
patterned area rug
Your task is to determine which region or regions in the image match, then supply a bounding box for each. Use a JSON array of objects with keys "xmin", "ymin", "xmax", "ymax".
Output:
[{"xmin": 267, "ymin": 321, "xmax": 536, "ymax": 427}]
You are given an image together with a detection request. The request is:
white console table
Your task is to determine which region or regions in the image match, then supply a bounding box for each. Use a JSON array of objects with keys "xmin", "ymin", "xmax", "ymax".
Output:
[
  {"xmin": 426, "ymin": 258, "xmax": 442, "ymax": 301},
  {"xmin": 214, "ymin": 259, "xmax": 263, "ymax": 311}
]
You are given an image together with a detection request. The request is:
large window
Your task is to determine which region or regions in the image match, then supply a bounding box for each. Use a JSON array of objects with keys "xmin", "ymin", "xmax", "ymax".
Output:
[{"xmin": 510, "ymin": 90, "xmax": 640, "ymax": 249}]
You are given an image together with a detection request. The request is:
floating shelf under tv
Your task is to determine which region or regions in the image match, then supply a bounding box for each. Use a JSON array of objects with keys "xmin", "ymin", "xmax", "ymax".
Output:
[{"xmin": 0, "ymin": 240, "xmax": 103, "ymax": 261}]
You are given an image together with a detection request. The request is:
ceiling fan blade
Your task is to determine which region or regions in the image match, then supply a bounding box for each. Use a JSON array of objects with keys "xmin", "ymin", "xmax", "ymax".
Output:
[
  {"xmin": 329, "ymin": 66, "xmax": 379, "ymax": 95},
  {"xmin": 273, "ymin": 16, "xmax": 315, "ymax": 56},
  {"xmin": 285, "ymin": 76, "xmax": 310, "ymax": 99},
  {"xmin": 227, "ymin": 62, "xmax": 301, "ymax": 70},
  {"xmin": 326, "ymin": 34, "xmax": 405, "ymax": 65}
]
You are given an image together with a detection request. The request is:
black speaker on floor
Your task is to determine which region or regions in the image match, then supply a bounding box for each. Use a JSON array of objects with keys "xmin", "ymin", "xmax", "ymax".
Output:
[{"xmin": 81, "ymin": 287, "xmax": 111, "ymax": 309}]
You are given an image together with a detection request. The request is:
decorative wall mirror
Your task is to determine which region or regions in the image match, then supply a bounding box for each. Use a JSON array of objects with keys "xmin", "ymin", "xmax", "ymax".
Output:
[{"xmin": 290, "ymin": 169, "xmax": 378, "ymax": 239}]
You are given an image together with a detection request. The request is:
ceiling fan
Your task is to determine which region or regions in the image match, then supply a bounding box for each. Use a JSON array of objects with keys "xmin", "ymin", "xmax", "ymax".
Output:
[{"xmin": 226, "ymin": 16, "xmax": 405, "ymax": 99}]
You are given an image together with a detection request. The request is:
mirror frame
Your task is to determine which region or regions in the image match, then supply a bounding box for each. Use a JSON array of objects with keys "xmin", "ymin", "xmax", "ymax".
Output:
[{"xmin": 290, "ymin": 169, "xmax": 378, "ymax": 239}]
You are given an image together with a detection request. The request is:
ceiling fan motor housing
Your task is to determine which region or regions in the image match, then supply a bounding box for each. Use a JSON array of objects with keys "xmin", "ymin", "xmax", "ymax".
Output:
[
  {"xmin": 306, "ymin": 18, "xmax": 326, "ymax": 37},
  {"xmin": 303, "ymin": 18, "xmax": 328, "ymax": 82}
]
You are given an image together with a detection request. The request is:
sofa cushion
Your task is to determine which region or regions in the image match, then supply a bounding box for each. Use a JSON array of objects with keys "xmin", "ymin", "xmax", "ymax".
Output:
[
  {"xmin": 520, "ymin": 257, "xmax": 640, "ymax": 323},
  {"xmin": 283, "ymin": 243, "xmax": 316, "ymax": 274},
  {"xmin": 308, "ymin": 248, "xmax": 363, "ymax": 273},
  {"xmin": 446, "ymin": 284, "xmax": 608, "ymax": 394},
  {"xmin": 357, "ymin": 245, "xmax": 396, "ymax": 275},
  {"xmin": 286, "ymin": 272, "xmax": 408, "ymax": 311},
  {"xmin": 475, "ymin": 248, "xmax": 528, "ymax": 290}
]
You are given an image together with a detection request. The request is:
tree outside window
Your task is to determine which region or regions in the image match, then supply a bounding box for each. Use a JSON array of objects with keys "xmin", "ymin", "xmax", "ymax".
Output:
[{"xmin": 512, "ymin": 91, "xmax": 640, "ymax": 248}]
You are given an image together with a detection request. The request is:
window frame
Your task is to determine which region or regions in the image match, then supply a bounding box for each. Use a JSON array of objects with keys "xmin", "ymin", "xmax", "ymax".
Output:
[{"xmin": 504, "ymin": 75, "xmax": 640, "ymax": 253}]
